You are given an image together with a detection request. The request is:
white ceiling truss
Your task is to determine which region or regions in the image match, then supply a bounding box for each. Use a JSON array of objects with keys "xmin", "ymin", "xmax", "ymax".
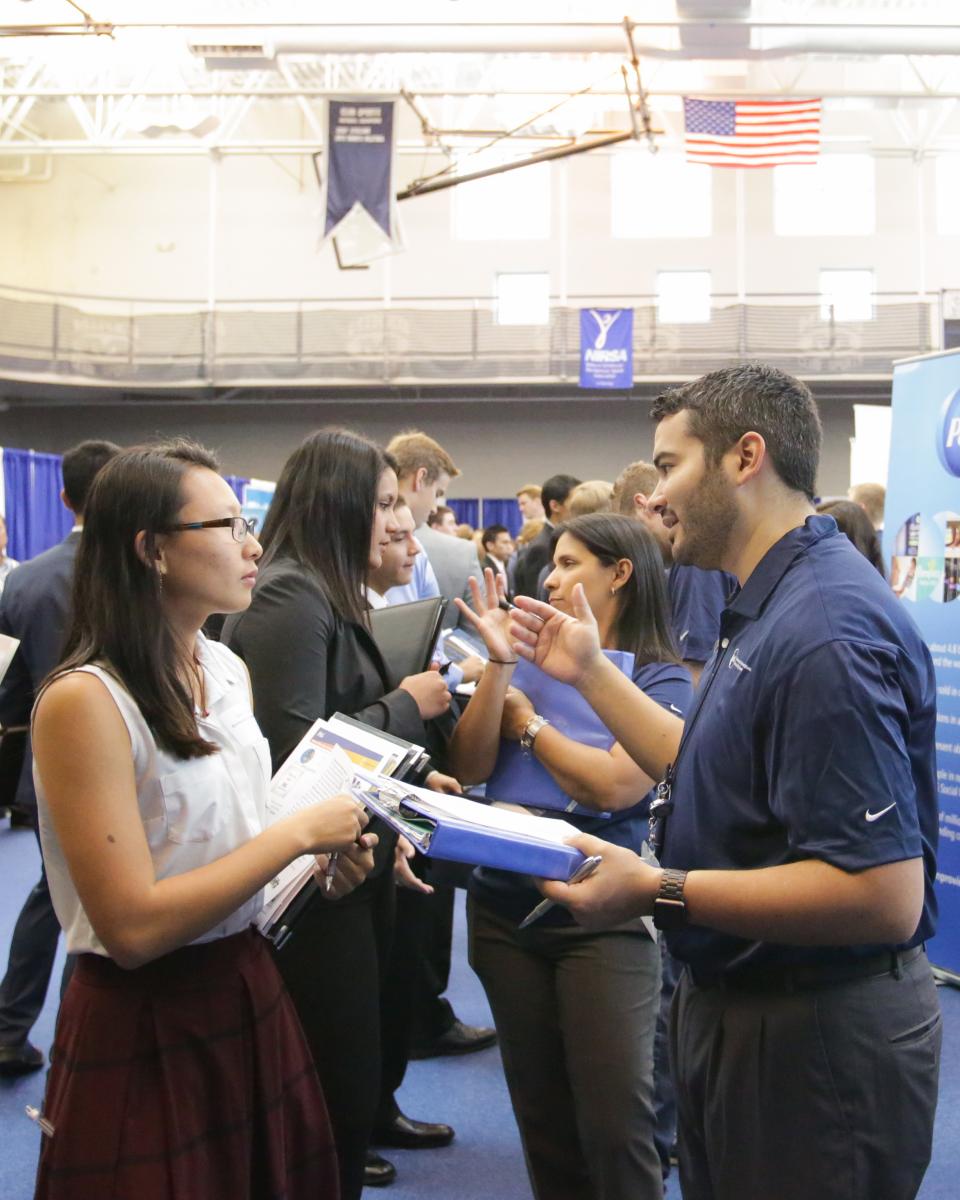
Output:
[{"xmin": 3, "ymin": 2, "xmax": 960, "ymax": 168}]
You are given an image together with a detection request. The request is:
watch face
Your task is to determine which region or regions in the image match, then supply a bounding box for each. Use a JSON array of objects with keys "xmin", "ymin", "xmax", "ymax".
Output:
[{"xmin": 653, "ymin": 898, "xmax": 687, "ymax": 932}]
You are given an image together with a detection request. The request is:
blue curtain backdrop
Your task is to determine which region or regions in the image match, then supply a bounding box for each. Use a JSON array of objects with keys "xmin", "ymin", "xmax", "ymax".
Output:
[
  {"xmin": 447, "ymin": 498, "xmax": 480, "ymax": 529},
  {"xmin": 2, "ymin": 448, "xmax": 74, "ymax": 561},
  {"xmin": 224, "ymin": 475, "xmax": 250, "ymax": 504},
  {"xmin": 482, "ymin": 499, "xmax": 522, "ymax": 539}
]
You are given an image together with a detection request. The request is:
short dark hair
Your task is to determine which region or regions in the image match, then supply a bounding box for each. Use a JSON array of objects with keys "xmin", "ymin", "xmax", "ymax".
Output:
[
  {"xmin": 541, "ymin": 474, "xmax": 581, "ymax": 518},
  {"xmin": 61, "ymin": 439, "xmax": 122, "ymax": 514},
  {"xmin": 550, "ymin": 514, "xmax": 679, "ymax": 666},
  {"xmin": 651, "ymin": 363, "xmax": 821, "ymax": 501},
  {"xmin": 56, "ymin": 439, "xmax": 222, "ymax": 760},
  {"xmin": 482, "ymin": 524, "xmax": 509, "ymax": 549},
  {"xmin": 259, "ymin": 428, "xmax": 392, "ymax": 627}
]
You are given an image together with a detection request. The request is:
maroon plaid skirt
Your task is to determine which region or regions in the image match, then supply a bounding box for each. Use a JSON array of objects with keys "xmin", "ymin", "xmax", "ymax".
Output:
[{"xmin": 35, "ymin": 928, "xmax": 339, "ymax": 1200}]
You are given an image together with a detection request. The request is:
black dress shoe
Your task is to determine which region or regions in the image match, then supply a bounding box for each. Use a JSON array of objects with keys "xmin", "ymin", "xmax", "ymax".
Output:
[
  {"xmin": 0, "ymin": 1041, "xmax": 44, "ymax": 1076},
  {"xmin": 372, "ymin": 1111, "xmax": 455, "ymax": 1150},
  {"xmin": 363, "ymin": 1150, "xmax": 397, "ymax": 1188},
  {"xmin": 409, "ymin": 1019, "xmax": 497, "ymax": 1060}
]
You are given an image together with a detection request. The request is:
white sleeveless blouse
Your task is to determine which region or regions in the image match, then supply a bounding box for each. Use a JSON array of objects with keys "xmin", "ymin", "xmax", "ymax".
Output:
[{"xmin": 35, "ymin": 635, "xmax": 272, "ymax": 956}]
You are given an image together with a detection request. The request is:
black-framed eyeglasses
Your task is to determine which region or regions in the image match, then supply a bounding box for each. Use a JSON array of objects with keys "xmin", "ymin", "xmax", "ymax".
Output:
[{"xmin": 159, "ymin": 517, "xmax": 258, "ymax": 543}]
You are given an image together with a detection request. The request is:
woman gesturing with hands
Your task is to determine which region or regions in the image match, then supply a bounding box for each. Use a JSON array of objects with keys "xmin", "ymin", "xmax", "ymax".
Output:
[{"xmin": 447, "ymin": 515, "xmax": 693, "ymax": 1200}]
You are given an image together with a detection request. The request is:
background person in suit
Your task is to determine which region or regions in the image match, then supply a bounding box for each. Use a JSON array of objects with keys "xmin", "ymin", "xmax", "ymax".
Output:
[
  {"xmin": 515, "ymin": 484, "xmax": 545, "ymax": 524},
  {"xmin": 481, "ymin": 525, "xmax": 513, "ymax": 584},
  {"xmin": 513, "ymin": 474, "xmax": 580, "ymax": 599},
  {"xmin": 0, "ymin": 440, "xmax": 120, "ymax": 1076}
]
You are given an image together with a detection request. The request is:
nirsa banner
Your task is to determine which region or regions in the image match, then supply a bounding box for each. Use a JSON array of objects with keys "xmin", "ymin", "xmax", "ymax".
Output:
[
  {"xmin": 579, "ymin": 308, "xmax": 633, "ymax": 389},
  {"xmin": 319, "ymin": 99, "xmax": 403, "ymax": 264}
]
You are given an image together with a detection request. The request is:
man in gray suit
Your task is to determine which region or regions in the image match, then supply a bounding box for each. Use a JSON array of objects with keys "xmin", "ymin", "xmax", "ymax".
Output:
[
  {"xmin": 384, "ymin": 431, "xmax": 483, "ymax": 631},
  {"xmin": 0, "ymin": 439, "xmax": 119, "ymax": 1075},
  {"xmin": 416, "ymin": 522, "xmax": 482, "ymax": 631}
]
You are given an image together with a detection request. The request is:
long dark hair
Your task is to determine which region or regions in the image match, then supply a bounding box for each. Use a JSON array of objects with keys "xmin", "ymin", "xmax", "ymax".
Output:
[
  {"xmin": 816, "ymin": 499, "xmax": 885, "ymax": 576},
  {"xmin": 258, "ymin": 428, "xmax": 394, "ymax": 626},
  {"xmin": 54, "ymin": 440, "xmax": 223, "ymax": 759},
  {"xmin": 551, "ymin": 513, "xmax": 680, "ymax": 666}
]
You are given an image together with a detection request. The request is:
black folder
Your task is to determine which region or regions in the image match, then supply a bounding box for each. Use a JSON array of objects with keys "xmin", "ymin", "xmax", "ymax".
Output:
[{"xmin": 368, "ymin": 596, "xmax": 446, "ymax": 689}]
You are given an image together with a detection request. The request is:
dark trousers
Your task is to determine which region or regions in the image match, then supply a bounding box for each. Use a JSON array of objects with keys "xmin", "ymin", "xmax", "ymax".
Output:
[
  {"xmin": 469, "ymin": 897, "xmax": 663, "ymax": 1200},
  {"xmin": 0, "ymin": 829, "xmax": 62, "ymax": 1047},
  {"xmin": 671, "ymin": 950, "xmax": 942, "ymax": 1200},
  {"xmin": 274, "ymin": 869, "xmax": 395, "ymax": 1200},
  {"xmin": 377, "ymin": 875, "xmax": 457, "ymax": 1123},
  {"xmin": 410, "ymin": 881, "xmax": 456, "ymax": 1043},
  {"xmin": 652, "ymin": 940, "xmax": 682, "ymax": 1179}
]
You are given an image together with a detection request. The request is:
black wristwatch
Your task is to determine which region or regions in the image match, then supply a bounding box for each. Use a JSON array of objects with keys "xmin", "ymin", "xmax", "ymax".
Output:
[{"xmin": 652, "ymin": 868, "xmax": 689, "ymax": 931}]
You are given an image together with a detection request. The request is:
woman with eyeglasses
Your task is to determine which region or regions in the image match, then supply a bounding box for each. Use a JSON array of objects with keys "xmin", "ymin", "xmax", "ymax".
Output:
[
  {"xmin": 448, "ymin": 513, "xmax": 692, "ymax": 1200},
  {"xmin": 223, "ymin": 427, "xmax": 452, "ymax": 1200},
  {"xmin": 31, "ymin": 440, "xmax": 366, "ymax": 1199}
]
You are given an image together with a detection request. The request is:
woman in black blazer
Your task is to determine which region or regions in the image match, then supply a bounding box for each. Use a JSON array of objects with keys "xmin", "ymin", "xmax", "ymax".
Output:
[{"xmin": 223, "ymin": 429, "xmax": 451, "ymax": 1200}]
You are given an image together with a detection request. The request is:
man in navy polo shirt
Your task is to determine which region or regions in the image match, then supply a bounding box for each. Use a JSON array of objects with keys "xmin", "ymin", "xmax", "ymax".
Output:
[{"xmin": 513, "ymin": 363, "xmax": 941, "ymax": 1200}]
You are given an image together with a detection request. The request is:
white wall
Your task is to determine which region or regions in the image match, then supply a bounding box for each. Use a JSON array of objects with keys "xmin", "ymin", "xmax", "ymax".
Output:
[{"xmin": 1, "ymin": 147, "xmax": 959, "ymax": 303}]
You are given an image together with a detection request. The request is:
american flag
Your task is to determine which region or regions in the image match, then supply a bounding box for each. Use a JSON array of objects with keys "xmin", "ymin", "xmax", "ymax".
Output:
[{"xmin": 683, "ymin": 97, "xmax": 821, "ymax": 168}]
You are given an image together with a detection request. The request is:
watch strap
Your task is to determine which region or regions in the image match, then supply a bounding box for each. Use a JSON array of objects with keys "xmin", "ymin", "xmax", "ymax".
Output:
[
  {"xmin": 520, "ymin": 714, "xmax": 549, "ymax": 751},
  {"xmin": 652, "ymin": 868, "xmax": 689, "ymax": 931}
]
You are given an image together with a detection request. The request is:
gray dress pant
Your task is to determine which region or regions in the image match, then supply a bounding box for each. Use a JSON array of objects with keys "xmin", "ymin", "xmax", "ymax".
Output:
[
  {"xmin": 468, "ymin": 896, "xmax": 663, "ymax": 1200},
  {"xmin": 671, "ymin": 949, "xmax": 942, "ymax": 1200}
]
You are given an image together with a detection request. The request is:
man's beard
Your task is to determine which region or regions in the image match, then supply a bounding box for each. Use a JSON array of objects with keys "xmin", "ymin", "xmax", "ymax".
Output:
[{"xmin": 672, "ymin": 466, "xmax": 738, "ymax": 571}]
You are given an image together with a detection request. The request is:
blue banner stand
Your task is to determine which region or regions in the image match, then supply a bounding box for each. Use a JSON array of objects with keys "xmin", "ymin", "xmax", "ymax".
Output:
[{"xmin": 887, "ymin": 347, "xmax": 960, "ymax": 985}]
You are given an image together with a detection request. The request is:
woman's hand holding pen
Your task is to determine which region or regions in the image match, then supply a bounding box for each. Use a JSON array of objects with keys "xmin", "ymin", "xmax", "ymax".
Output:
[
  {"xmin": 314, "ymin": 832, "xmax": 379, "ymax": 901},
  {"xmin": 510, "ymin": 583, "xmax": 604, "ymax": 688},
  {"xmin": 289, "ymin": 792, "xmax": 369, "ymax": 856},
  {"xmin": 454, "ymin": 569, "xmax": 518, "ymax": 665},
  {"xmin": 399, "ymin": 665, "xmax": 451, "ymax": 719}
]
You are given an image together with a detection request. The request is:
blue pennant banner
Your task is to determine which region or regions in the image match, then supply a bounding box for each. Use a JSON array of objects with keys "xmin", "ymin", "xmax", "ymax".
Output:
[
  {"xmin": 579, "ymin": 307, "xmax": 633, "ymax": 389},
  {"xmin": 322, "ymin": 99, "xmax": 399, "ymax": 250}
]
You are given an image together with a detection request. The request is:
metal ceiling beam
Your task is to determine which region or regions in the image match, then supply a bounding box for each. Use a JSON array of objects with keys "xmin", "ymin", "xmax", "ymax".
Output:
[
  {"xmin": 5, "ymin": 89, "xmax": 960, "ymax": 101},
  {"xmin": 2, "ymin": 140, "xmax": 951, "ymax": 158}
]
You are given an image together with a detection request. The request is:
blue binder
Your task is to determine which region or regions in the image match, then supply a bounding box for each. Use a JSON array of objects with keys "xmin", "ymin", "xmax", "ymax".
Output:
[
  {"xmin": 485, "ymin": 652, "xmax": 636, "ymax": 818},
  {"xmin": 351, "ymin": 776, "xmax": 586, "ymax": 881}
]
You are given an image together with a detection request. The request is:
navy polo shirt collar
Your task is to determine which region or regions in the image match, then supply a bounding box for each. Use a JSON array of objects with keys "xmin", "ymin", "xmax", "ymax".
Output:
[{"xmin": 727, "ymin": 514, "xmax": 837, "ymax": 621}]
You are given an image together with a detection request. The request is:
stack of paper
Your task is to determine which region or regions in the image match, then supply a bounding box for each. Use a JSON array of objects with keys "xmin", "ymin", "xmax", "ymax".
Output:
[{"xmin": 257, "ymin": 715, "xmax": 428, "ymax": 939}]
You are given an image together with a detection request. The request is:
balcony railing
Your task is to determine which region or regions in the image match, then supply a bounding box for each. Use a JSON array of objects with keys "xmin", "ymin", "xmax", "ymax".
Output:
[{"xmin": 0, "ymin": 285, "xmax": 941, "ymax": 389}]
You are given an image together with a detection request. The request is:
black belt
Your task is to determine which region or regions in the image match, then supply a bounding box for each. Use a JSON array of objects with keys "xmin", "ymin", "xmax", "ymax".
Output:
[{"xmin": 687, "ymin": 945, "xmax": 924, "ymax": 994}]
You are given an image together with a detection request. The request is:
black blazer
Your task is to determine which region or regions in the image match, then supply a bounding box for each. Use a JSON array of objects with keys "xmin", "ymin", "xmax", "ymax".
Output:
[
  {"xmin": 222, "ymin": 555, "xmax": 424, "ymax": 773},
  {"xmin": 0, "ymin": 530, "xmax": 81, "ymax": 810},
  {"xmin": 513, "ymin": 524, "xmax": 554, "ymax": 597}
]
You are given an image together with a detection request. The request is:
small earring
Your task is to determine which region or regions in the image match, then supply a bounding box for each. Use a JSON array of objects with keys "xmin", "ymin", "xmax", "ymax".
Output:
[{"xmin": 610, "ymin": 586, "xmax": 616, "ymax": 597}]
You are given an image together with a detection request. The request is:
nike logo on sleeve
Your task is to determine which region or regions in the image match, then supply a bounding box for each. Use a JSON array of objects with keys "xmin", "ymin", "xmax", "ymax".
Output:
[{"xmin": 865, "ymin": 803, "xmax": 897, "ymax": 823}]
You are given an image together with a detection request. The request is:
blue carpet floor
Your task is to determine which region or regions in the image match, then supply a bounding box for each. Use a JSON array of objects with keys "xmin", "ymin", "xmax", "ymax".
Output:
[{"xmin": 1, "ymin": 821, "xmax": 958, "ymax": 1199}]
